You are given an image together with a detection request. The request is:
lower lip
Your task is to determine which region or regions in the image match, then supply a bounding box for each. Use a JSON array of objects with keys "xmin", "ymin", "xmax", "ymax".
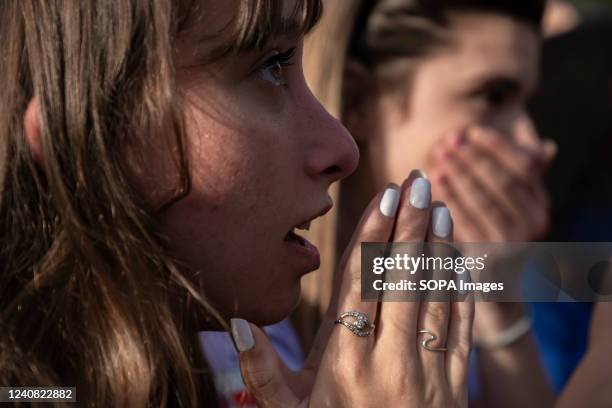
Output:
[{"xmin": 284, "ymin": 232, "xmax": 321, "ymax": 272}]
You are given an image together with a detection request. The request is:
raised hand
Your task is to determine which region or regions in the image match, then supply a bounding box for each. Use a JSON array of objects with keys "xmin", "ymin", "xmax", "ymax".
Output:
[
  {"xmin": 428, "ymin": 126, "xmax": 556, "ymax": 243},
  {"xmin": 231, "ymin": 172, "xmax": 474, "ymax": 407}
]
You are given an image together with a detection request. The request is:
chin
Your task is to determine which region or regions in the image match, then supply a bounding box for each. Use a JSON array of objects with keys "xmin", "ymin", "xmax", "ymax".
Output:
[{"xmin": 243, "ymin": 282, "xmax": 302, "ymax": 326}]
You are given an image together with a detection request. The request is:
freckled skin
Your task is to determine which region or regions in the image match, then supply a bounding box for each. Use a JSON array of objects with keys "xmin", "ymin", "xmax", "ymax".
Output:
[{"xmin": 144, "ymin": 1, "xmax": 359, "ymax": 328}]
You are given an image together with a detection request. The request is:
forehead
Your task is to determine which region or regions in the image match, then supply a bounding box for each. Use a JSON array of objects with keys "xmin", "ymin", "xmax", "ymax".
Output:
[
  {"xmin": 179, "ymin": 0, "xmax": 301, "ymax": 48},
  {"xmin": 434, "ymin": 11, "xmax": 541, "ymax": 88}
]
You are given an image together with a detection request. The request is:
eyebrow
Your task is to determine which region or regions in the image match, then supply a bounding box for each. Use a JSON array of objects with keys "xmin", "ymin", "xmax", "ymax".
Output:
[
  {"xmin": 482, "ymin": 77, "xmax": 521, "ymax": 91},
  {"xmin": 469, "ymin": 75, "xmax": 531, "ymax": 97}
]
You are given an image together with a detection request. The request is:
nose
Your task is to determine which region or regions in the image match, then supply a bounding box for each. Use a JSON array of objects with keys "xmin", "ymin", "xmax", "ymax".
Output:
[
  {"xmin": 489, "ymin": 108, "xmax": 540, "ymax": 149},
  {"xmin": 513, "ymin": 112, "xmax": 541, "ymax": 150},
  {"xmin": 303, "ymin": 102, "xmax": 360, "ymax": 184}
]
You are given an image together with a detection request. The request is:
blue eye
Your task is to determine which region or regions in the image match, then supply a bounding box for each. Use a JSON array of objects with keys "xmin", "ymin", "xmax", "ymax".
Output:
[{"xmin": 257, "ymin": 47, "xmax": 296, "ymax": 86}]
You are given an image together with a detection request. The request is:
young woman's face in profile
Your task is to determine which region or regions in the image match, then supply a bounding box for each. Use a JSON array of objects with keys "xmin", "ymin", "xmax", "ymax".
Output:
[
  {"xmin": 371, "ymin": 12, "xmax": 541, "ymax": 186},
  {"xmin": 150, "ymin": 1, "xmax": 359, "ymax": 326}
]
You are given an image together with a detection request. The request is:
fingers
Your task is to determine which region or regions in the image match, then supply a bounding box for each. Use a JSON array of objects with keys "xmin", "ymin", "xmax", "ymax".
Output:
[
  {"xmin": 417, "ymin": 205, "xmax": 453, "ymax": 385},
  {"xmin": 434, "ymin": 155, "xmax": 509, "ymax": 242},
  {"xmin": 469, "ymin": 127, "xmax": 541, "ymax": 181},
  {"xmin": 394, "ymin": 174, "xmax": 433, "ymax": 241},
  {"xmin": 431, "ymin": 127, "xmax": 552, "ymax": 241},
  {"xmin": 452, "ymin": 143, "xmax": 527, "ymax": 224},
  {"xmin": 467, "ymin": 128, "xmax": 554, "ymax": 203},
  {"xmin": 377, "ymin": 175, "xmax": 432, "ymax": 350},
  {"xmin": 433, "ymin": 175, "xmax": 483, "ymax": 242},
  {"xmin": 310, "ymin": 174, "xmax": 472, "ymax": 407},
  {"xmin": 331, "ymin": 184, "xmax": 400, "ymax": 351},
  {"xmin": 232, "ymin": 319, "xmax": 299, "ymax": 408},
  {"xmin": 445, "ymin": 294, "xmax": 475, "ymax": 403}
]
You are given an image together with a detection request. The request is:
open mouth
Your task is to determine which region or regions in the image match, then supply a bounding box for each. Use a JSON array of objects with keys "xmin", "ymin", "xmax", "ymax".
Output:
[
  {"xmin": 284, "ymin": 221, "xmax": 312, "ymax": 247},
  {"xmin": 283, "ymin": 203, "xmax": 331, "ymax": 270}
]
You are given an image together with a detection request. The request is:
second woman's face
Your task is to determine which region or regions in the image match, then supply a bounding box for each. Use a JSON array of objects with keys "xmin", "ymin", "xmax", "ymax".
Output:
[
  {"xmin": 368, "ymin": 11, "xmax": 541, "ymax": 186},
  {"xmin": 153, "ymin": 1, "xmax": 359, "ymax": 327}
]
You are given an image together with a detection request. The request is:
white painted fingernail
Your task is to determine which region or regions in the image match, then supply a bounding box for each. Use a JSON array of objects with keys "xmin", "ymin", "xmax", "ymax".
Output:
[
  {"xmin": 410, "ymin": 177, "xmax": 431, "ymax": 209},
  {"xmin": 230, "ymin": 318, "xmax": 254, "ymax": 352},
  {"xmin": 432, "ymin": 207, "xmax": 452, "ymax": 238},
  {"xmin": 380, "ymin": 185, "xmax": 401, "ymax": 217}
]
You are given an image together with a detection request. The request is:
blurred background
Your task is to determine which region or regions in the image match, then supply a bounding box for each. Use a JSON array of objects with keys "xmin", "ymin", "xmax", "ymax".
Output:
[
  {"xmin": 531, "ymin": 0, "xmax": 612, "ymax": 242},
  {"xmin": 568, "ymin": 0, "xmax": 612, "ymax": 11}
]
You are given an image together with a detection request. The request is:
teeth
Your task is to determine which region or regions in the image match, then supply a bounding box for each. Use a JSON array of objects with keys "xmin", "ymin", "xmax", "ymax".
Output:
[{"xmin": 296, "ymin": 221, "xmax": 311, "ymax": 231}]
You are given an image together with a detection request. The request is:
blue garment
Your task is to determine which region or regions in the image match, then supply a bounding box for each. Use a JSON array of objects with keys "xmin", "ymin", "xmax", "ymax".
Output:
[
  {"xmin": 527, "ymin": 207, "xmax": 605, "ymax": 391},
  {"xmin": 528, "ymin": 302, "xmax": 592, "ymax": 391}
]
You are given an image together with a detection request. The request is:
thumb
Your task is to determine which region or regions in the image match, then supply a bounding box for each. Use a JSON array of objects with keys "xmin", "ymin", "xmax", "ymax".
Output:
[{"xmin": 230, "ymin": 319, "xmax": 300, "ymax": 408}]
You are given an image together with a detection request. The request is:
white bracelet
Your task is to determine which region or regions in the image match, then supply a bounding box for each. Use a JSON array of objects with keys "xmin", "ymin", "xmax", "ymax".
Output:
[{"xmin": 474, "ymin": 316, "xmax": 532, "ymax": 350}]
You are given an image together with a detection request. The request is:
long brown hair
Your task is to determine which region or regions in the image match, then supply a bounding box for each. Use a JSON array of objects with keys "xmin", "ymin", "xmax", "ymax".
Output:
[{"xmin": 0, "ymin": 0, "xmax": 321, "ymax": 406}]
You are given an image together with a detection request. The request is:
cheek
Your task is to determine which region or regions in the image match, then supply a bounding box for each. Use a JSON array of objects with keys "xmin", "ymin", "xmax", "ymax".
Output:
[
  {"xmin": 184, "ymin": 103, "xmax": 277, "ymax": 204},
  {"xmin": 155, "ymin": 140, "xmax": 295, "ymax": 320},
  {"xmin": 410, "ymin": 65, "xmax": 481, "ymax": 133},
  {"xmin": 156, "ymin": 102, "xmax": 303, "ymax": 311},
  {"xmin": 180, "ymin": 84, "xmax": 301, "ymax": 207},
  {"xmin": 480, "ymin": 107, "xmax": 526, "ymax": 139},
  {"xmin": 379, "ymin": 92, "xmax": 480, "ymax": 185},
  {"xmin": 379, "ymin": 111, "xmax": 449, "ymax": 184}
]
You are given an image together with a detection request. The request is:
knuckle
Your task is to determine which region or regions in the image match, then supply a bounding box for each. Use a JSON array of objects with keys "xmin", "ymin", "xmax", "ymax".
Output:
[
  {"xmin": 395, "ymin": 216, "xmax": 429, "ymax": 242},
  {"xmin": 453, "ymin": 339, "xmax": 473, "ymax": 362},
  {"xmin": 423, "ymin": 303, "xmax": 449, "ymax": 326},
  {"xmin": 360, "ymin": 220, "xmax": 387, "ymax": 242},
  {"xmin": 384, "ymin": 368, "xmax": 413, "ymax": 394},
  {"xmin": 423, "ymin": 383, "xmax": 444, "ymax": 407},
  {"xmin": 385, "ymin": 317, "xmax": 416, "ymax": 340},
  {"xmin": 242, "ymin": 364, "xmax": 280, "ymax": 399},
  {"xmin": 335, "ymin": 355, "xmax": 369, "ymax": 384}
]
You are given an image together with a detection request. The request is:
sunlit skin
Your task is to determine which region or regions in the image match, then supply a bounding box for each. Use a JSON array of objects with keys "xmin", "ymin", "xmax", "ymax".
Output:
[
  {"xmin": 164, "ymin": 5, "xmax": 471, "ymax": 406},
  {"xmin": 151, "ymin": 1, "xmax": 359, "ymax": 327},
  {"xmin": 15, "ymin": 2, "xmax": 478, "ymax": 405}
]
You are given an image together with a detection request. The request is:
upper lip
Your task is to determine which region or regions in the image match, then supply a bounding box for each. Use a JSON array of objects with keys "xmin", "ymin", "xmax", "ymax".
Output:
[{"xmin": 291, "ymin": 201, "xmax": 333, "ymax": 232}]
